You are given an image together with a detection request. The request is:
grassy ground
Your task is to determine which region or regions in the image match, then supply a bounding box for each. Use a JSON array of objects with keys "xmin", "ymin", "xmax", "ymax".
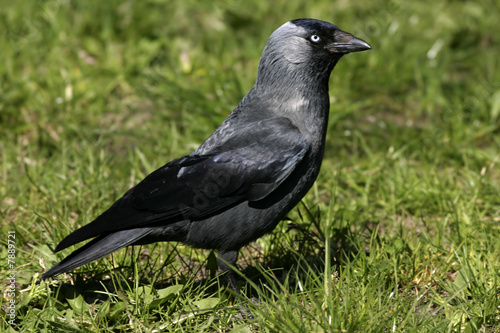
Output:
[{"xmin": 1, "ymin": 0, "xmax": 500, "ymax": 332}]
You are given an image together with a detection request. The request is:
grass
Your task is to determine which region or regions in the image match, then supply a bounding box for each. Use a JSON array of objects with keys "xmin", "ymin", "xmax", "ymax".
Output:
[{"xmin": 1, "ymin": 0, "xmax": 500, "ymax": 331}]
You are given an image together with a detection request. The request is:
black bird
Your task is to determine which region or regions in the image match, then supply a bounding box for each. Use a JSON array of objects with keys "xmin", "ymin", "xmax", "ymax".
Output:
[{"xmin": 42, "ymin": 19, "xmax": 371, "ymax": 289}]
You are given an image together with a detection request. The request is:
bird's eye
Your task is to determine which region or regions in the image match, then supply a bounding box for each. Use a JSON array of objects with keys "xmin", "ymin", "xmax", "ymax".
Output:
[{"xmin": 309, "ymin": 35, "xmax": 321, "ymax": 43}]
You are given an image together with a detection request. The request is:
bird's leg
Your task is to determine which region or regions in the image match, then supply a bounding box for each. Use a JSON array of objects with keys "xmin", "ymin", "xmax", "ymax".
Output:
[
  {"xmin": 217, "ymin": 250, "xmax": 240, "ymax": 293},
  {"xmin": 217, "ymin": 250, "xmax": 254, "ymax": 319}
]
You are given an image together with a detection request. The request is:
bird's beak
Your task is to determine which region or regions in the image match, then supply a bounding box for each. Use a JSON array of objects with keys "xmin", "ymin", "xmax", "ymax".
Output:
[{"xmin": 327, "ymin": 30, "xmax": 371, "ymax": 54}]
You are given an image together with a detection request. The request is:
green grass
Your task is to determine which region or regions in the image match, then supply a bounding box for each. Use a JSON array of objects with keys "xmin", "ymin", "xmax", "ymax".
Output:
[{"xmin": 1, "ymin": 0, "xmax": 500, "ymax": 331}]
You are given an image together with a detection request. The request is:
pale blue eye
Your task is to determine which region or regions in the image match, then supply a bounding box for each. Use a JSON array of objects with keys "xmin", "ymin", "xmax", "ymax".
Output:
[{"xmin": 310, "ymin": 35, "xmax": 321, "ymax": 43}]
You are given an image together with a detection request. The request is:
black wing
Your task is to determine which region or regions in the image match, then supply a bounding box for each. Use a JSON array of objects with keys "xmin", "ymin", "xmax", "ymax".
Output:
[{"xmin": 54, "ymin": 117, "xmax": 308, "ymax": 252}]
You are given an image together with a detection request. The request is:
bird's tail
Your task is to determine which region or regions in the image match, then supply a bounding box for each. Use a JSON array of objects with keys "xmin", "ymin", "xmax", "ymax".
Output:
[{"xmin": 41, "ymin": 228, "xmax": 153, "ymax": 279}]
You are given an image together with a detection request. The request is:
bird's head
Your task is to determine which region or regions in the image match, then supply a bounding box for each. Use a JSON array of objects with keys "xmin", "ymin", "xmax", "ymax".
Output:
[{"xmin": 256, "ymin": 19, "xmax": 371, "ymax": 87}]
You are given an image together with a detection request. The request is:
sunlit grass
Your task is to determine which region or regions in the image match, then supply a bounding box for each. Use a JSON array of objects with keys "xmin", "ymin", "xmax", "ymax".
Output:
[{"xmin": 1, "ymin": 0, "xmax": 500, "ymax": 331}]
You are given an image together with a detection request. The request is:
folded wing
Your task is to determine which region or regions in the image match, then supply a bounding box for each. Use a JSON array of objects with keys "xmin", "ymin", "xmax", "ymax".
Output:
[{"xmin": 54, "ymin": 117, "xmax": 308, "ymax": 252}]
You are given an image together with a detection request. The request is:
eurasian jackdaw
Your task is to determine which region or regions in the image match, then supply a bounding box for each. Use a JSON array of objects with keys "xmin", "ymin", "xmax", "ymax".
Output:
[{"xmin": 42, "ymin": 19, "xmax": 371, "ymax": 290}]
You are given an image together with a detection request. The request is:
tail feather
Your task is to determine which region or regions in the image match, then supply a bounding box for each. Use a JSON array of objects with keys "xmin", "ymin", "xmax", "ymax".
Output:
[{"xmin": 42, "ymin": 228, "xmax": 153, "ymax": 279}]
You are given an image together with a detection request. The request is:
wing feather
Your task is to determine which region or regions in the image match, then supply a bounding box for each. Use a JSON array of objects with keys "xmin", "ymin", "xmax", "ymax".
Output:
[{"xmin": 54, "ymin": 117, "xmax": 308, "ymax": 252}]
